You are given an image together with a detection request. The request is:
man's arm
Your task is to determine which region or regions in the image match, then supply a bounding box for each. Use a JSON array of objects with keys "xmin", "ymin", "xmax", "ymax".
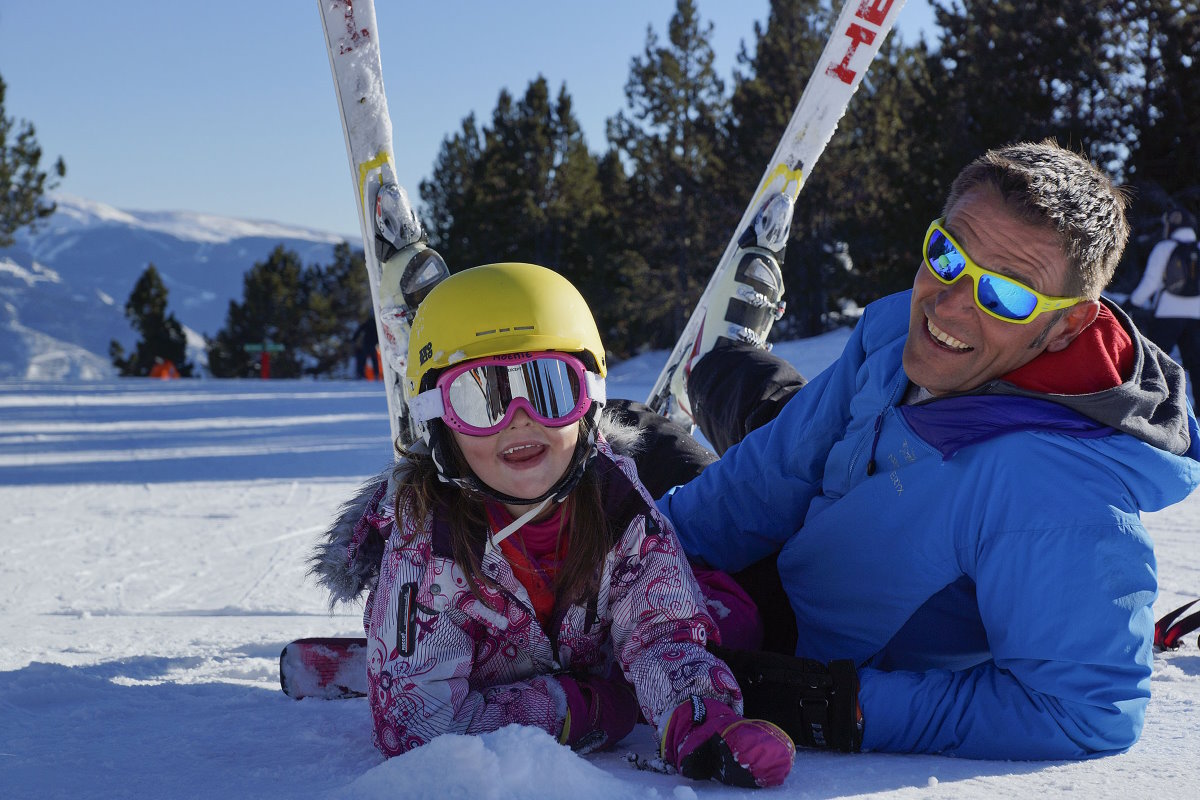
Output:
[
  {"xmin": 656, "ymin": 316, "xmax": 871, "ymax": 573},
  {"xmin": 860, "ymin": 511, "xmax": 1156, "ymax": 760}
]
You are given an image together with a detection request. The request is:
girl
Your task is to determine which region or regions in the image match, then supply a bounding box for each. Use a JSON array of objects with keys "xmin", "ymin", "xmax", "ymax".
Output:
[{"xmin": 312, "ymin": 263, "xmax": 793, "ymax": 788}]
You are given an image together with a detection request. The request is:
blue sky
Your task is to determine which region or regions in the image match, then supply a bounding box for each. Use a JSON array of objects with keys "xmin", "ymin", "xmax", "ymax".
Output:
[{"xmin": 0, "ymin": 1, "xmax": 933, "ymax": 238}]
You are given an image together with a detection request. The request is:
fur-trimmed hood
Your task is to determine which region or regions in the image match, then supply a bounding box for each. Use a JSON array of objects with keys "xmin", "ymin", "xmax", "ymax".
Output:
[{"xmin": 308, "ymin": 407, "xmax": 646, "ymax": 607}]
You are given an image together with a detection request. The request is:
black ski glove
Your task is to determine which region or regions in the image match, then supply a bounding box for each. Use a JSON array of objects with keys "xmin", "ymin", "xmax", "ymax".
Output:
[{"xmin": 712, "ymin": 645, "xmax": 863, "ymax": 753}]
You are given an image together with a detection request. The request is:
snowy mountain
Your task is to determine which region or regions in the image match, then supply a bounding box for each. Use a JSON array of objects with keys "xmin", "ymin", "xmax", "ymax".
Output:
[{"xmin": 0, "ymin": 194, "xmax": 351, "ymax": 379}]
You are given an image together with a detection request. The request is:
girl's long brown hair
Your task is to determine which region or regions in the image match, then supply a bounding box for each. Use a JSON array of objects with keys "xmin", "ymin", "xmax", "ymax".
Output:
[{"xmin": 396, "ymin": 416, "xmax": 611, "ymax": 618}]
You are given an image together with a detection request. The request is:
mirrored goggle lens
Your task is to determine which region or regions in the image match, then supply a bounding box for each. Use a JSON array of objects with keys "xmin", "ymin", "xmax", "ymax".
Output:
[
  {"xmin": 926, "ymin": 228, "xmax": 1038, "ymax": 321},
  {"xmin": 444, "ymin": 358, "xmax": 583, "ymax": 429}
]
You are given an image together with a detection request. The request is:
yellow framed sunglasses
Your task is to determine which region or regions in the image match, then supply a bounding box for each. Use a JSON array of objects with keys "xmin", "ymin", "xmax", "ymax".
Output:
[{"xmin": 923, "ymin": 218, "xmax": 1085, "ymax": 324}]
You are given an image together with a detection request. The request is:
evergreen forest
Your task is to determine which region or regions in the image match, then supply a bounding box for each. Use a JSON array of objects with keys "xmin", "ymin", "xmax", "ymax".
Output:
[{"xmin": 70, "ymin": 0, "xmax": 1196, "ymax": 376}]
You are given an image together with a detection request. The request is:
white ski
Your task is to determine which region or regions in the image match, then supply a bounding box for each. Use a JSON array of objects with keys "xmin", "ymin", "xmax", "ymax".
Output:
[
  {"xmin": 647, "ymin": 0, "xmax": 907, "ymax": 425},
  {"xmin": 318, "ymin": 0, "xmax": 449, "ymax": 451}
]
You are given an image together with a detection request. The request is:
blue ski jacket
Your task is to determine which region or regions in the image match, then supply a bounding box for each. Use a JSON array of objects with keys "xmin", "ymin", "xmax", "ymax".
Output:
[{"xmin": 660, "ymin": 291, "xmax": 1200, "ymax": 760}]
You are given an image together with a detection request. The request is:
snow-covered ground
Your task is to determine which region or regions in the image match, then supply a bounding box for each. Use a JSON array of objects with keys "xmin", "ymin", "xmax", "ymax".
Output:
[{"xmin": 2, "ymin": 333, "xmax": 1197, "ymax": 800}]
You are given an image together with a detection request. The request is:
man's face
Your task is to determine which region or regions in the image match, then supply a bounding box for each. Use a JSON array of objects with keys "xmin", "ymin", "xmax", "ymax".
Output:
[{"xmin": 902, "ymin": 186, "xmax": 1080, "ymax": 396}]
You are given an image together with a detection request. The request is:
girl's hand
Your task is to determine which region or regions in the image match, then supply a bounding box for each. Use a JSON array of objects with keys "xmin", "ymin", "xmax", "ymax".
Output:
[
  {"xmin": 556, "ymin": 674, "xmax": 640, "ymax": 754},
  {"xmin": 661, "ymin": 696, "xmax": 795, "ymax": 788}
]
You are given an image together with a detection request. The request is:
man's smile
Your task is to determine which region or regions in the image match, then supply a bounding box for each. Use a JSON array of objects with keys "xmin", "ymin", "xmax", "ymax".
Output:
[{"xmin": 926, "ymin": 318, "xmax": 973, "ymax": 351}]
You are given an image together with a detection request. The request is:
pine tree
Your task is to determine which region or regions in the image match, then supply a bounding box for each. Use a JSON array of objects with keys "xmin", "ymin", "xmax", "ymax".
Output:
[
  {"xmin": 470, "ymin": 78, "xmax": 595, "ymax": 267},
  {"xmin": 206, "ymin": 246, "xmax": 307, "ymax": 378},
  {"xmin": 725, "ymin": 0, "xmax": 829, "ymax": 181},
  {"xmin": 420, "ymin": 113, "xmax": 484, "ymax": 265},
  {"xmin": 727, "ymin": 0, "xmax": 1142, "ymax": 327},
  {"xmin": 468, "ymin": 83, "xmax": 555, "ymax": 264},
  {"xmin": 302, "ymin": 243, "xmax": 371, "ymax": 377},
  {"xmin": 419, "ymin": 78, "xmax": 617, "ymax": 348},
  {"xmin": 0, "ymin": 73, "xmax": 66, "ymax": 248},
  {"xmin": 421, "ymin": 78, "xmax": 604, "ymax": 273},
  {"xmin": 109, "ymin": 264, "xmax": 194, "ymax": 377},
  {"xmin": 609, "ymin": 0, "xmax": 729, "ymax": 347},
  {"xmin": 1090, "ymin": 1, "xmax": 1200, "ymax": 292},
  {"xmin": 929, "ymin": 0, "xmax": 1131, "ymax": 173},
  {"xmin": 606, "ymin": 0, "xmax": 730, "ymax": 348},
  {"xmin": 536, "ymin": 85, "xmax": 607, "ymax": 294},
  {"xmin": 588, "ymin": 148, "xmax": 647, "ymax": 355},
  {"xmin": 1125, "ymin": 0, "xmax": 1200, "ymax": 204}
]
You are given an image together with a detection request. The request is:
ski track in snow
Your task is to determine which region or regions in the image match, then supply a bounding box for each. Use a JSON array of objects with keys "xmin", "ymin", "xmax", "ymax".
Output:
[{"xmin": 2, "ymin": 334, "xmax": 1198, "ymax": 799}]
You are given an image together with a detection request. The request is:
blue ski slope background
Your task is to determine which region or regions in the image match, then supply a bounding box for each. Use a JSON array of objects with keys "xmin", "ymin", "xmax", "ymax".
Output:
[{"xmin": 1, "ymin": 336, "xmax": 1197, "ymax": 799}]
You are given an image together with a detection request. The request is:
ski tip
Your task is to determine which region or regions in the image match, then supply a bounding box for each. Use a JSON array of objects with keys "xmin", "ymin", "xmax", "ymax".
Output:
[
  {"xmin": 279, "ymin": 637, "xmax": 369, "ymax": 700},
  {"xmin": 279, "ymin": 642, "xmax": 300, "ymax": 700},
  {"xmin": 1155, "ymin": 599, "xmax": 1200, "ymax": 650}
]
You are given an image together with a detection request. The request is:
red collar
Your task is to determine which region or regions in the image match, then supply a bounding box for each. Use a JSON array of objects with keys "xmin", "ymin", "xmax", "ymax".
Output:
[
  {"xmin": 485, "ymin": 501, "xmax": 569, "ymax": 628},
  {"xmin": 1001, "ymin": 304, "xmax": 1134, "ymax": 395},
  {"xmin": 484, "ymin": 501, "xmax": 565, "ymax": 558}
]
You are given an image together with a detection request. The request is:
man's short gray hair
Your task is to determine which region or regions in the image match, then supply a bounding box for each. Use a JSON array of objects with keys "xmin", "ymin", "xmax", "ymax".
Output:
[{"xmin": 943, "ymin": 139, "xmax": 1129, "ymax": 299}]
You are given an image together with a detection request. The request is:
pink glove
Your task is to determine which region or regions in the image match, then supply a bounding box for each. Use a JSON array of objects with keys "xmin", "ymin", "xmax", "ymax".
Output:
[
  {"xmin": 557, "ymin": 674, "xmax": 640, "ymax": 754},
  {"xmin": 662, "ymin": 696, "xmax": 795, "ymax": 788}
]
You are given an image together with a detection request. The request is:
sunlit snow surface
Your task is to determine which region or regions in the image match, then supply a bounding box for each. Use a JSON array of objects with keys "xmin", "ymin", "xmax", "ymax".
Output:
[{"xmin": 2, "ymin": 334, "xmax": 1197, "ymax": 799}]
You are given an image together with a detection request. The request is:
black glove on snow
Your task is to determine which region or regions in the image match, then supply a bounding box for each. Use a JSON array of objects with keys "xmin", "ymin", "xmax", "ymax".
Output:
[{"xmin": 712, "ymin": 645, "xmax": 863, "ymax": 753}]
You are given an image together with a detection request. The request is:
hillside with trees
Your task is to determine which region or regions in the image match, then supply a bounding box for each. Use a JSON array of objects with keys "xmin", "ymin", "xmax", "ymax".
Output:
[
  {"xmin": 413, "ymin": 0, "xmax": 1198, "ymax": 356},
  {"xmin": 58, "ymin": 0, "xmax": 1200, "ymax": 374}
]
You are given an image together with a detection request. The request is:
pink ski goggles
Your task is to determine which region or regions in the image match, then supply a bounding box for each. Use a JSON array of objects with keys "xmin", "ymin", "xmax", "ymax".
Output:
[{"xmin": 410, "ymin": 351, "xmax": 606, "ymax": 436}]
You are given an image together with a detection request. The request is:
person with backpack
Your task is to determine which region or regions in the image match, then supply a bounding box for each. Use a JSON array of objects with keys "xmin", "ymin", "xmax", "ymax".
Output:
[{"xmin": 1130, "ymin": 208, "xmax": 1200, "ymax": 388}]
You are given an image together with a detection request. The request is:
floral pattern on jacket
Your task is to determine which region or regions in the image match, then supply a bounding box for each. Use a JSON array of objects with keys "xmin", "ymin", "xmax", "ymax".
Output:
[{"xmin": 356, "ymin": 439, "xmax": 741, "ymax": 757}]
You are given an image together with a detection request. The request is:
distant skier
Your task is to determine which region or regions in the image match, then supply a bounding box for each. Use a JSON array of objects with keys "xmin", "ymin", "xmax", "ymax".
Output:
[
  {"xmin": 1130, "ymin": 208, "xmax": 1199, "ymax": 390},
  {"xmin": 311, "ymin": 263, "xmax": 795, "ymax": 788},
  {"xmin": 352, "ymin": 318, "xmax": 381, "ymax": 380},
  {"xmin": 148, "ymin": 357, "xmax": 179, "ymax": 379}
]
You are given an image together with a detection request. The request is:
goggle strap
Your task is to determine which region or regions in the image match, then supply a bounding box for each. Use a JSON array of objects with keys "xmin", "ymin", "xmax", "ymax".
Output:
[
  {"xmin": 410, "ymin": 389, "xmax": 445, "ymax": 424},
  {"xmin": 585, "ymin": 372, "xmax": 607, "ymax": 406},
  {"xmin": 483, "ymin": 497, "xmax": 553, "ymax": 557}
]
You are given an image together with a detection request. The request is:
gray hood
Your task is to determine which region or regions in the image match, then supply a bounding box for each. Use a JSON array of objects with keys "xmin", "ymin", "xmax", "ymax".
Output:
[{"xmin": 983, "ymin": 298, "xmax": 1194, "ymax": 456}]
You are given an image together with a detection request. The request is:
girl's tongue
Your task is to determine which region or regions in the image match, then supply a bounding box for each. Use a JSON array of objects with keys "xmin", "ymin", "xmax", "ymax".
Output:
[{"xmin": 502, "ymin": 443, "xmax": 546, "ymax": 464}]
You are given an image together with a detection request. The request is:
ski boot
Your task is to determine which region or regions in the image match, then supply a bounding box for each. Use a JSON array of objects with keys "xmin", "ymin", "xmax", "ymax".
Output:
[
  {"xmin": 666, "ymin": 191, "xmax": 792, "ymax": 425},
  {"xmin": 373, "ymin": 179, "xmax": 450, "ymax": 446}
]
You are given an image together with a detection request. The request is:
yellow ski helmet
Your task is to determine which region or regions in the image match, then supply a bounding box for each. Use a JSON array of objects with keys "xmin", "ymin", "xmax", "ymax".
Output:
[
  {"xmin": 406, "ymin": 262, "xmax": 608, "ymax": 505},
  {"xmin": 406, "ymin": 262, "xmax": 606, "ymax": 395}
]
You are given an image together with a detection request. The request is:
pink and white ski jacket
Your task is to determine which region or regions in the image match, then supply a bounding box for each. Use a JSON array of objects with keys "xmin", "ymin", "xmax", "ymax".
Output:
[{"xmin": 348, "ymin": 439, "xmax": 741, "ymax": 757}]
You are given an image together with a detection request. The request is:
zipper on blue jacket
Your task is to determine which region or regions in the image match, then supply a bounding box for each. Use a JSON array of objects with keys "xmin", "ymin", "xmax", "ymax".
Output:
[
  {"xmin": 853, "ymin": 373, "xmax": 909, "ymax": 477},
  {"xmin": 865, "ymin": 412, "xmax": 885, "ymax": 476}
]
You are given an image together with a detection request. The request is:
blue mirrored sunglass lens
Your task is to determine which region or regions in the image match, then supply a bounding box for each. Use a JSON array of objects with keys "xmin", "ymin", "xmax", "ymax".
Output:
[
  {"xmin": 926, "ymin": 230, "xmax": 966, "ymax": 280},
  {"xmin": 446, "ymin": 359, "xmax": 581, "ymax": 428},
  {"xmin": 977, "ymin": 275, "xmax": 1037, "ymax": 320}
]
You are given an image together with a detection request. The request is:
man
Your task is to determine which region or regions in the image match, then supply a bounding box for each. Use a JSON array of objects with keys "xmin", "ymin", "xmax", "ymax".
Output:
[
  {"xmin": 649, "ymin": 141, "xmax": 1200, "ymax": 760},
  {"xmin": 1129, "ymin": 208, "xmax": 1199, "ymax": 393}
]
